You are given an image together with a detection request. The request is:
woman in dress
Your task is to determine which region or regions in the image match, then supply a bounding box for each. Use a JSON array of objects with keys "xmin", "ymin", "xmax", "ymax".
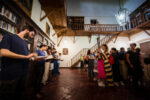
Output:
[
  {"xmin": 101, "ymin": 44, "xmax": 114, "ymax": 87},
  {"xmin": 97, "ymin": 52, "xmax": 106, "ymax": 87}
]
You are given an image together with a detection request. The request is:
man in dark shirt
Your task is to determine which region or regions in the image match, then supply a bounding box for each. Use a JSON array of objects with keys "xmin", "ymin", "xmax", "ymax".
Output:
[
  {"xmin": 0, "ymin": 26, "xmax": 37, "ymax": 100},
  {"xmin": 34, "ymin": 44, "xmax": 47, "ymax": 98},
  {"xmin": 126, "ymin": 43, "xmax": 142, "ymax": 89}
]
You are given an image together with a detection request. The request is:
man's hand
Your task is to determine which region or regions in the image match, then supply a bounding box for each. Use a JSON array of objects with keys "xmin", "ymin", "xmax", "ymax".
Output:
[{"xmin": 26, "ymin": 53, "xmax": 37, "ymax": 59}]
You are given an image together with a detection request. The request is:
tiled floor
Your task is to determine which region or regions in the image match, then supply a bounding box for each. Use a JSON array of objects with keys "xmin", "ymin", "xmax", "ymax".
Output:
[{"xmin": 26, "ymin": 69, "xmax": 150, "ymax": 100}]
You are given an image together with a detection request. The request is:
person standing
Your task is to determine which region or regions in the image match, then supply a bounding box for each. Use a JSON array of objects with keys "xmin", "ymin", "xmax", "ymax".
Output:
[
  {"xmin": 0, "ymin": 26, "xmax": 37, "ymax": 100},
  {"xmin": 119, "ymin": 47, "xmax": 128, "ymax": 81},
  {"xmin": 34, "ymin": 44, "xmax": 48, "ymax": 98},
  {"xmin": 52, "ymin": 49, "xmax": 59, "ymax": 76},
  {"xmin": 97, "ymin": 52, "xmax": 106, "ymax": 87},
  {"xmin": 88, "ymin": 50, "xmax": 95, "ymax": 79},
  {"xmin": 42, "ymin": 47, "xmax": 51, "ymax": 85},
  {"xmin": 83, "ymin": 55, "xmax": 88, "ymax": 71},
  {"xmin": 80, "ymin": 55, "xmax": 84, "ymax": 69},
  {"xmin": 126, "ymin": 43, "xmax": 142, "ymax": 89},
  {"xmin": 101, "ymin": 44, "xmax": 114, "ymax": 87},
  {"xmin": 58, "ymin": 53, "xmax": 63, "ymax": 74},
  {"xmin": 111, "ymin": 48, "xmax": 124, "ymax": 87}
]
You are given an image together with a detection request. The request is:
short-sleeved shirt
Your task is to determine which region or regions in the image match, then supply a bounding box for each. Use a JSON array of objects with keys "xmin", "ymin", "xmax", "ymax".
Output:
[
  {"xmin": 0, "ymin": 34, "xmax": 29, "ymax": 80},
  {"xmin": 127, "ymin": 50, "xmax": 140, "ymax": 66},
  {"xmin": 119, "ymin": 52, "xmax": 126, "ymax": 61},
  {"xmin": 80, "ymin": 56, "xmax": 83, "ymax": 61},
  {"xmin": 89, "ymin": 54, "xmax": 95, "ymax": 59},
  {"xmin": 36, "ymin": 49, "xmax": 45, "ymax": 65}
]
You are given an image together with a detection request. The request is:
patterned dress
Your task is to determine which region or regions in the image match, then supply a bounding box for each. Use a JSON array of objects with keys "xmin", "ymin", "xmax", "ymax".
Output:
[
  {"xmin": 101, "ymin": 52, "xmax": 114, "ymax": 87},
  {"xmin": 97, "ymin": 58, "xmax": 106, "ymax": 79}
]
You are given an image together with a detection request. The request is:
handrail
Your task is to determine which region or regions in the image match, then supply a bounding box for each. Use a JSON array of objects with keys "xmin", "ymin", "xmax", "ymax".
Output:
[
  {"xmin": 71, "ymin": 48, "xmax": 89, "ymax": 67},
  {"xmin": 68, "ymin": 24, "xmax": 123, "ymax": 32}
]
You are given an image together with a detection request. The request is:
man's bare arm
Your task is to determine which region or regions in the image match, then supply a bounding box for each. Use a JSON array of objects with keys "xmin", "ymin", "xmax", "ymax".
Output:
[{"xmin": 0, "ymin": 49, "xmax": 36, "ymax": 59}]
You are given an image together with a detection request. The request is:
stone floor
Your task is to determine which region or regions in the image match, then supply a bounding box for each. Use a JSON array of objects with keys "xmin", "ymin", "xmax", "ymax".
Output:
[{"xmin": 26, "ymin": 69, "xmax": 150, "ymax": 100}]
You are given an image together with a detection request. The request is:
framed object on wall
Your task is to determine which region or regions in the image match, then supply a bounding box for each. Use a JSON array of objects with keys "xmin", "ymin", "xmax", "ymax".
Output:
[
  {"xmin": 46, "ymin": 22, "xmax": 50, "ymax": 36},
  {"xmin": 14, "ymin": 0, "xmax": 33, "ymax": 16},
  {"xmin": 63, "ymin": 48, "xmax": 68, "ymax": 55}
]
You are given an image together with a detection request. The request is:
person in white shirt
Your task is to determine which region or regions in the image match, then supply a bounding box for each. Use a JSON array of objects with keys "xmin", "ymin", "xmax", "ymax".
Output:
[{"xmin": 42, "ymin": 47, "xmax": 51, "ymax": 85}]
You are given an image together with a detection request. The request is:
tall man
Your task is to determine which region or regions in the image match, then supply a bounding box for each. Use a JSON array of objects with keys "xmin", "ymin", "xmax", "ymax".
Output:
[
  {"xmin": 126, "ymin": 43, "xmax": 142, "ymax": 89},
  {"xmin": 0, "ymin": 26, "xmax": 37, "ymax": 100}
]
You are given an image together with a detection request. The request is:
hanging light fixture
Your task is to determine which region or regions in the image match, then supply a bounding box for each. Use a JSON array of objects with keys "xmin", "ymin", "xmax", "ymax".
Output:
[{"xmin": 115, "ymin": 0, "xmax": 129, "ymax": 26}]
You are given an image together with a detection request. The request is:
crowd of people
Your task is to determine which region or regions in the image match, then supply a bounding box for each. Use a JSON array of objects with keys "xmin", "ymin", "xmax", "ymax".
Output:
[
  {"xmin": 80, "ymin": 44, "xmax": 143, "ymax": 88},
  {"xmin": 0, "ymin": 25, "xmax": 144, "ymax": 100},
  {"xmin": 34, "ymin": 45, "xmax": 62, "ymax": 98},
  {"xmin": 0, "ymin": 25, "xmax": 62, "ymax": 100}
]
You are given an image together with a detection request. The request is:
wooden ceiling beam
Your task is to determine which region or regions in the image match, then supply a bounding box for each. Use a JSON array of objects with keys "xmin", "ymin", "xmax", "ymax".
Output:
[
  {"xmin": 113, "ymin": 34, "xmax": 119, "ymax": 43},
  {"xmin": 40, "ymin": 10, "xmax": 54, "ymax": 21},
  {"xmin": 72, "ymin": 31, "xmax": 76, "ymax": 43},
  {"xmin": 88, "ymin": 35, "xmax": 92, "ymax": 43},
  {"xmin": 143, "ymin": 30, "xmax": 150, "ymax": 36},
  {"xmin": 127, "ymin": 32, "xmax": 131, "ymax": 41},
  {"xmin": 139, "ymin": 27, "xmax": 150, "ymax": 30},
  {"xmin": 52, "ymin": 28, "xmax": 67, "ymax": 37},
  {"xmin": 57, "ymin": 35, "xmax": 64, "ymax": 47},
  {"xmin": 58, "ymin": 30, "xmax": 68, "ymax": 37},
  {"xmin": 139, "ymin": 28, "xmax": 150, "ymax": 36},
  {"xmin": 73, "ymin": 36, "xmax": 76, "ymax": 43}
]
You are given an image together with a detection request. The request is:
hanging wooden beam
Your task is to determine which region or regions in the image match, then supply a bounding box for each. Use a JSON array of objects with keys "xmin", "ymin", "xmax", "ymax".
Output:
[
  {"xmin": 143, "ymin": 30, "xmax": 150, "ymax": 36},
  {"xmin": 88, "ymin": 35, "xmax": 92, "ymax": 43},
  {"xmin": 57, "ymin": 35, "xmax": 64, "ymax": 47},
  {"xmin": 127, "ymin": 32, "xmax": 131, "ymax": 41},
  {"xmin": 52, "ymin": 28, "xmax": 67, "ymax": 37},
  {"xmin": 113, "ymin": 33, "xmax": 120, "ymax": 43},
  {"xmin": 97, "ymin": 35, "xmax": 100, "ymax": 49},
  {"xmin": 73, "ymin": 31, "xmax": 76, "ymax": 43},
  {"xmin": 58, "ymin": 30, "xmax": 68, "ymax": 37},
  {"xmin": 40, "ymin": 10, "xmax": 54, "ymax": 21},
  {"xmin": 72, "ymin": 31, "xmax": 76, "ymax": 43},
  {"xmin": 139, "ymin": 28, "xmax": 150, "ymax": 36}
]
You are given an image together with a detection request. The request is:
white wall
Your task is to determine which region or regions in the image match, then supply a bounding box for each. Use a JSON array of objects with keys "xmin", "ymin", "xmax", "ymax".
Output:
[
  {"xmin": 130, "ymin": 30, "xmax": 150, "ymax": 46},
  {"xmin": 57, "ymin": 31, "xmax": 150, "ymax": 68},
  {"xmin": 107, "ymin": 30, "xmax": 150, "ymax": 51},
  {"xmin": 107, "ymin": 37, "xmax": 130, "ymax": 51},
  {"xmin": 31, "ymin": 0, "xmax": 57, "ymax": 45},
  {"xmin": 57, "ymin": 35, "xmax": 105, "ymax": 67}
]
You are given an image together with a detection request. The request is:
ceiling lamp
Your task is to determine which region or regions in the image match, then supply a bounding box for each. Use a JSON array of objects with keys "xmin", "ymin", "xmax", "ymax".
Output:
[{"xmin": 115, "ymin": 0, "xmax": 129, "ymax": 26}]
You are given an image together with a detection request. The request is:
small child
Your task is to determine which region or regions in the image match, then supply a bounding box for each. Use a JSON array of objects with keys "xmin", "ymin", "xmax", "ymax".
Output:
[{"xmin": 97, "ymin": 53, "xmax": 106, "ymax": 87}]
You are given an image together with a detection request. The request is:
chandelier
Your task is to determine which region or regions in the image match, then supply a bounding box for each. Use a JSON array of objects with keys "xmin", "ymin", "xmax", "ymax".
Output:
[{"xmin": 115, "ymin": 0, "xmax": 129, "ymax": 26}]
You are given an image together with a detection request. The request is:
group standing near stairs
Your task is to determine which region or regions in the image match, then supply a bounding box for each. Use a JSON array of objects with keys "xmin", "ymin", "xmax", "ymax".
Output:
[{"xmin": 80, "ymin": 43, "xmax": 143, "ymax": 88}]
